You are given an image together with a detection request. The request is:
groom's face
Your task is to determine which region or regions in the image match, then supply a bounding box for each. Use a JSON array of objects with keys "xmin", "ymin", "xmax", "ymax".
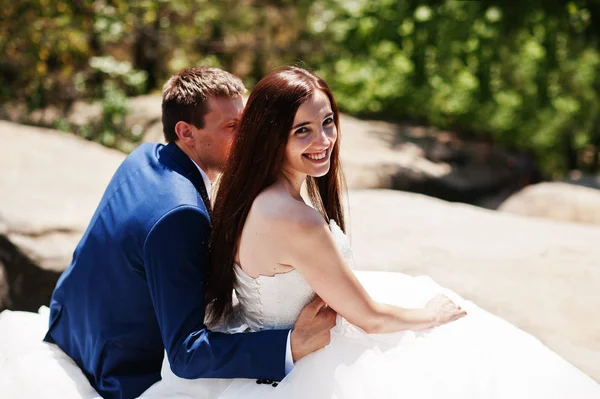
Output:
[{"xmin": 193, "ymin": 95, "xmax": 244, "ymax": 174}]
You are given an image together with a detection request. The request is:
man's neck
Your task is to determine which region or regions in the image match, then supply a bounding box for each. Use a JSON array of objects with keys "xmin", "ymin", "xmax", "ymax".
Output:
[
  {"xmin": 174, "ymin": 141, "xmax": 216, "ymax": 181},
  {"xmin": 174, "ymin": 141, "xmax": 213, "ymax": 196}
]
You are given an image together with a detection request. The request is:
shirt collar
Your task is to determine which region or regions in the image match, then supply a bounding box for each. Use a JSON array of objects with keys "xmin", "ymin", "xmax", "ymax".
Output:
[{"xmin": 190, "ymin": 160, "xmax": 212, "ymax": 198}]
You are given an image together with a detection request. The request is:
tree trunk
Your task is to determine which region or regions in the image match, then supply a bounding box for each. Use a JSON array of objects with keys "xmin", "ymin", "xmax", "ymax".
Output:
[{"xmin": 563, "ymin": 131, "xmax": 578, "ymax": 171}]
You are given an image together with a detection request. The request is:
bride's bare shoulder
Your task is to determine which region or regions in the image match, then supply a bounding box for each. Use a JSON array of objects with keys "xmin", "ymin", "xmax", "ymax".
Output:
[{"xmin": 251, "ymin": 186, "xmax": 326, "ymax": 232}]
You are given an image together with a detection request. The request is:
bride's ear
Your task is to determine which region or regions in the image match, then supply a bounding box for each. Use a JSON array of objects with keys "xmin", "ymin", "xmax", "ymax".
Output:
[{"xmin": 174, "ymin": 121, "xmax": 195, "ymax": 144}]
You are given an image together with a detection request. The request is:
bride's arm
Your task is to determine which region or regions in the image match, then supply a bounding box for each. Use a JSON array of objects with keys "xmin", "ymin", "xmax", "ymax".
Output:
[{"xmin": 281, "ymin": 211, "xmax": 465, "ymax": 334}]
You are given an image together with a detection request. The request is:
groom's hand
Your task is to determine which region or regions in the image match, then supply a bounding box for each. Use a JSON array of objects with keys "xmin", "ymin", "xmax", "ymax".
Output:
[{"xmin": 290, "ymin": 296, "xmax": 336, "ymax": 362}]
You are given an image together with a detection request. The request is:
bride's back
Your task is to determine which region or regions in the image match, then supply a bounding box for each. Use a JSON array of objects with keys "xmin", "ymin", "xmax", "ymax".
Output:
[{"xmin": 235, "ymin": 181, "xmax": 319, "ymax": 278}]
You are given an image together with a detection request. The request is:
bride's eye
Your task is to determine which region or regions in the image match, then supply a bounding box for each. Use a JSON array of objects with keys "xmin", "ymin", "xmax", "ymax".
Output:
[
  {"xmin": 294, "ymin": 127, "xmax": 309, "ymax": 135},
  {"xmin": 323, "ymin": 117, "xmax": 334, "ymax": 126}
]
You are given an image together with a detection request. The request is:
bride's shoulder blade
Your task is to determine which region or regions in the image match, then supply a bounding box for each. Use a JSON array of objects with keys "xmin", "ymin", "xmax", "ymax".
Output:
[{"xmin": 250, "ymin": 188, "xmax": 327, "ymax": 235}]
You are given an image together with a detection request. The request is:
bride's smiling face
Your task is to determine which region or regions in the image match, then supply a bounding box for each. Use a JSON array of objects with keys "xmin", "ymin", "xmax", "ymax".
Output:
[{"xmin": 282, "ymin": 90, "xmax": 337, "ymax": 179}]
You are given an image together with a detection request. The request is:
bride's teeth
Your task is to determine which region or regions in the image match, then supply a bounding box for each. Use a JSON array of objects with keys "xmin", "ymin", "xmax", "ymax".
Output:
[{"xmin": 307, "ymin": 151, "xmax": 326, "ymax": 160}]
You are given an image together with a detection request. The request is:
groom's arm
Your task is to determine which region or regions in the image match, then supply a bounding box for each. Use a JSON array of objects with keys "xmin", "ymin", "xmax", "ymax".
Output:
[{"xmin": 143, "ymin": 205, "xmax": 289, "ymax": 380}]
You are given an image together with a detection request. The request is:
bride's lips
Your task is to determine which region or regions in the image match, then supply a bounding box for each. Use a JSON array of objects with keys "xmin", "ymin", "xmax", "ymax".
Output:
[{"xmin": 302, "ymin": 149, "xmax": 329, "ymax": 164}]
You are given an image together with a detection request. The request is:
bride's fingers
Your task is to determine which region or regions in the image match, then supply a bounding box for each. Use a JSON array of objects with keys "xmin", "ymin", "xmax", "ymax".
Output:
[
  {"xmin": 453, "ymin": 310, "xmax": 467, "ymax": 320},
  {"xmin": 444, "ymin": 309, "xmax": 466, "ymax": 321}
]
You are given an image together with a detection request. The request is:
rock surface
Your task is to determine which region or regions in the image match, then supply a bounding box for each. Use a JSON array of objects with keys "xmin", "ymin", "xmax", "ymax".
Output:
[
  {"xmin": 499, "ymin": 182, "xmax": 600, "ymax": 226},
  {"xmin": 338, "ymin": 115, "xmax": 529, "ymax": 201},
  {"xmin": 563, "ymin": 172, "xmax": 600, "ymax": 190},
  {"xmin": 349, "ymin": 189, "xmax": 600, "ymax": 382},
  {"xmin": 3, "ymin": 95, "xmax": 536, "ymax": 205},
  {"xmin": 0, "ymin": 121, "xmax": 125, "ymax": 310}
]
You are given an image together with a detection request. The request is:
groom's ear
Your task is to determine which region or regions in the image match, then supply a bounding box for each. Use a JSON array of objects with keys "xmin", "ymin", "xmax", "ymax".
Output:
[{"xmin": 174, "ymin": 121, "xmax": 195, "ymax": 144}]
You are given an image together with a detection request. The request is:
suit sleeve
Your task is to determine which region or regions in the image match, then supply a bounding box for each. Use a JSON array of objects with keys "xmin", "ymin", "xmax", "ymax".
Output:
[{"xmin": 143, "ymin": 205, "xmax": 289, "ymax": 380}]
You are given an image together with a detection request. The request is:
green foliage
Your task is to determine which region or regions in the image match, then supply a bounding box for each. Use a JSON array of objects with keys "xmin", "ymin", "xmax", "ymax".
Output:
[
  {"xmin": 0, "ymin": 0, "xmax": 91, "ymax": 107},
  {"xmin": 56, "ymin": 80, "xmax": 136, "ymax": 153},
  {"xmin": 89, "ymin": 56, "xmax": 148, "ymax": 95},
  {"xmin": 3, "ymin": 0, "xmax": 600, "ymax": 176},
  {"xmin": 309, "ymin": 0, "xmax": 600, "ymax": 176},
  {"xmin": 96, "ymin": 81, "xmax": 129, "ymax": 148}
]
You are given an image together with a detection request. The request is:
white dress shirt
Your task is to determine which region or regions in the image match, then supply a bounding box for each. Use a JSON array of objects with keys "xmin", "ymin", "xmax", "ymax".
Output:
[
  {"xmin": 192, "ymin": 161, "xmax": 213, "ymax": 198},
  {"xmin": 191, "ymin": 159, "xmax": 295, "ymax": 375}
]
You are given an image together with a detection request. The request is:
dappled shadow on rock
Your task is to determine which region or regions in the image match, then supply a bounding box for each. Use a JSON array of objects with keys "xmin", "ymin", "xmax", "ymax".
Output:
[
  {"xmin": 390, "ymin": 168, "xmax": 513, "ymax": 205},
  {"xmin": 340, "ymin": 115, "xmax": 541, "ymax": 207},
  {"xmin": 0, "ymin": 121, "xmax": 125, "ymax": 312},
  {"xmin": 0, "ymin": 234, "xmax": 61, "ymax": 312},
  {"xmin": 563, "ymin": 171, "xmax": 600, "ymax": 190}
]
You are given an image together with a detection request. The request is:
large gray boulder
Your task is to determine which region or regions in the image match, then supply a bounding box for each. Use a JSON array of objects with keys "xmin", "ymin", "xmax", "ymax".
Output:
[
  {"xmin": 349, "ymin": 189, "xmax": 600, "ymax": 382},
  {"xmin": 499, "ymin": 182, "xmax": 600, "ymax": 226},
  {"xmin": 0, "ymin": 121, "xmax": 125, "ymax": 310}
]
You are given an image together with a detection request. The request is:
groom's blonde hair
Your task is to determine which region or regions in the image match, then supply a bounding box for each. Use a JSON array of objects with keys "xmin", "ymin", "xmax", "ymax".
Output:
[{"xmin": 161, "ymin": 66, "xmax": 246, "ymax": 142}]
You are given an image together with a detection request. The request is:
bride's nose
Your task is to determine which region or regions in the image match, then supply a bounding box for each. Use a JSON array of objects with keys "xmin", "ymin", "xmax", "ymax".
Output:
[{"xmin": 314, "ymin": 126, "xmax": 330, "ymax": 147}]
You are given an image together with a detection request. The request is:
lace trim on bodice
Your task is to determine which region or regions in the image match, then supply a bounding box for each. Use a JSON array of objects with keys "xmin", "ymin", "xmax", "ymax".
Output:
[
  {"xmin": 233, "ymin": 265, "xmax": 315, "ymax": 331},
  {"xmin": 231, "ymin": 220, "xmax": 353, "ymax": 332}
]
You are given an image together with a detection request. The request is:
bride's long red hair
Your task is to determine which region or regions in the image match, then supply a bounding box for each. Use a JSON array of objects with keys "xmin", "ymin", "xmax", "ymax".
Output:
[{"xmin": 206, "ymin": 66, "xmax": 346, "ymax": 324}]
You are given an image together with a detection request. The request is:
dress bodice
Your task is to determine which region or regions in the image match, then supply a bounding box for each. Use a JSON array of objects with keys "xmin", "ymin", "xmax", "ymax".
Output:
[{"xmin": 231, "ymin": 220, "xmax": 353, "ymax": 332}]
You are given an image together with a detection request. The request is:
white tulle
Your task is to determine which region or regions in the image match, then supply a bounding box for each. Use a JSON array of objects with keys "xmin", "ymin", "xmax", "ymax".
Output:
[
  {"xmin": 1, "ymin": 220, "xmax": 599, "ymax": 398},
  {"xmin": 0, "ymin": 307, "xmax": 102, "ymax": 399},
  {"xmin": 141, "ymin": 271, "xmax": 600, "ymax": 399}
]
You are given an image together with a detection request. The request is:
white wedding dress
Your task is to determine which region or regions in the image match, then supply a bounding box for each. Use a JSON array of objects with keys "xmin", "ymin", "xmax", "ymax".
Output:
[{"xmin": 1, "ymin": 221, "xmax": 599, "ymax": 398}]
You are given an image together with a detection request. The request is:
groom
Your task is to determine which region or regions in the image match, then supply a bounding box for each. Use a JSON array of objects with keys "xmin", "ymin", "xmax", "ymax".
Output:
[{"xmin": 44, "ymin": 67, "xmax": 336, "ymax": 399}]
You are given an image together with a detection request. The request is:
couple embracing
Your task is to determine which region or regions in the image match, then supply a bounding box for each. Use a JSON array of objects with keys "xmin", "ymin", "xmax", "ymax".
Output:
[{"xmin": 40, "ymin": 66, "xmax": 600, "ymax": 398}]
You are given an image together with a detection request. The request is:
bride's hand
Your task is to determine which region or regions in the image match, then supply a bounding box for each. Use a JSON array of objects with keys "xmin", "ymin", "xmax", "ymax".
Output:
[{"xmin": 425, "ymin": 294, "xmax": 467, "ymax": 327}]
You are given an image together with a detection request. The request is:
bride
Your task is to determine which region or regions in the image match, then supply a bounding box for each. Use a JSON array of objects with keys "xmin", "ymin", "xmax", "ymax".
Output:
[
  {"xmin": 141, "ymin": 66, "xmax": 600, "ymax": 398},
  {"xmin": 1, "ymin": 66, "xmax": 599, "ymax": 399}
]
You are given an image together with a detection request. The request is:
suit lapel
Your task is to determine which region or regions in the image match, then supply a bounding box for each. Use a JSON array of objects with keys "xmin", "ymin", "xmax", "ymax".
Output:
[{"xmin": 161, "ymin": 142, "xmax": 212, "ymax": 219}]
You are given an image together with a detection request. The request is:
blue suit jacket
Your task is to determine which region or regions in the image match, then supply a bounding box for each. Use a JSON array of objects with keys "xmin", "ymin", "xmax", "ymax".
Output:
[{"xmin": 44, "ymin": 142, "xmax": 289, "ymax": 399}]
